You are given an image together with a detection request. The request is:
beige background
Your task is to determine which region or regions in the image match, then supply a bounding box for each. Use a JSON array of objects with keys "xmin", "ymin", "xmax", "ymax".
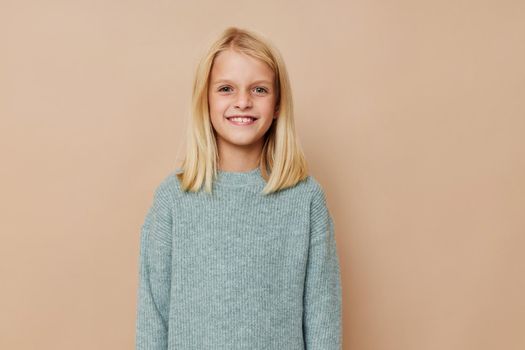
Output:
[{"xmin": 1, "ymin": 0, "xmax": 524, "ymax": 349}]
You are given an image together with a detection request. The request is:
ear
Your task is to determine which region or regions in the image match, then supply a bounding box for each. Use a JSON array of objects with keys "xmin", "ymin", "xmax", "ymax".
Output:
[{"xmin": 274, "ymin": 105, "xmax": 280, "ymax": 119}]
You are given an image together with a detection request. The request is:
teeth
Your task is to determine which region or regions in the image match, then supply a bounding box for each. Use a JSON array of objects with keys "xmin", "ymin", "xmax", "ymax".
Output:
[{"xmin": 229, "ymin": 117, "xmax": 254, "ymax": 123}]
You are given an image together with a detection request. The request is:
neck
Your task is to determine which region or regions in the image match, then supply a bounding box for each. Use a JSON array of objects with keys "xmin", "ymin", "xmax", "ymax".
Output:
[{"xmin": 216, "ymin": 139, "xmax": 263, "ymax": 172}]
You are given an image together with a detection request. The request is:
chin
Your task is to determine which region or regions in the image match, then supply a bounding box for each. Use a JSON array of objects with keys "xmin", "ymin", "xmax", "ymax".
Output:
[{"xmin": 225, "ymin": 135, "xmax": 263, "ymax": 147}]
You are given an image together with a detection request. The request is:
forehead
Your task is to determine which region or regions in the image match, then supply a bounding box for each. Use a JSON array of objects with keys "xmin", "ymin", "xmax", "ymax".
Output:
[{"xmin": 210, "ymin": 49, "xmax": 274, "ymax": 83}]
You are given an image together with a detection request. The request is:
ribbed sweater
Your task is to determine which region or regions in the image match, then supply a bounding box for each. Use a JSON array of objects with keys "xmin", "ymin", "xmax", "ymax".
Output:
[{"xmin": 135, "ymin": 166, "xmax": 342, "ymax": 350}]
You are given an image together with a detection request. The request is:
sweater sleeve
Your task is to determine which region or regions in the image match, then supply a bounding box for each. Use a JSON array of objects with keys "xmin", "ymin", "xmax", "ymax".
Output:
[
  {"xmin": 135, "ymin": 179, "xmax": 174, "ymax": 350},
  {"xmin": 303, "ymin": 183, "xmax": 343, "ymax": 350}
]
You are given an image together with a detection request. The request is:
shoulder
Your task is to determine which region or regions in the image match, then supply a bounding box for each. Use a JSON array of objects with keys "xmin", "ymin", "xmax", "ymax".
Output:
[
  {"xmin": 150, "ymin": 169, "xmax": 182, "ymax": 206},
  {"xmin": 272, "ymin": 172, "xmax": 327, "ymax": 203},
  {"xmin": 302, "ymin": 174, "xmax": 332, "ymax": 224},
  {"xmin": 304, "ymin": 174, "xmax": 328, "ymax": 203}
]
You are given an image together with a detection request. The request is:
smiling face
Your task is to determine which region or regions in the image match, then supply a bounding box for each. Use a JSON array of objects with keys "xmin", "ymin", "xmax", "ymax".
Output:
[{"xmin": 208, "ymin": 48, "xmax": 278, "ymax": 157}]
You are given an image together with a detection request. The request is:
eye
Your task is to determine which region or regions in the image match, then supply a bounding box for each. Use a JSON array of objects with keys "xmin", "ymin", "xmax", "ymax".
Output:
[
  {"xmin": 254, "ymin": 87, "xmax": 268, "ymax": 94},
  {"xmin": 218, "ymin": 86, "xmax": 232, "ymax": 92}
]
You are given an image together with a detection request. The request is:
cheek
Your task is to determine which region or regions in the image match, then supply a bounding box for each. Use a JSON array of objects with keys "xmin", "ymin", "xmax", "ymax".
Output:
[
  {"xmin": 209, "ymin": 96, "xmax": 228, "ymax": 114},
  {"xmin": 262, "ymin": 101, "xmax": 276, "ymax": 115}
]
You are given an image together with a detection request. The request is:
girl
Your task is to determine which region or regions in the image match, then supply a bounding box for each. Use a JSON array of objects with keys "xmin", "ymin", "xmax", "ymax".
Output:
[{"xmin": 135, "ymin": 27, "xmax": 342, "ymax": 350}]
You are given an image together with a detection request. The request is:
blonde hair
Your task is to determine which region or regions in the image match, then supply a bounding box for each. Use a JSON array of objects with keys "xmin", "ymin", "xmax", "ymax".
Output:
[{"xmin": 176, "ymin": 26, "xmax": 309, "ymax": 195}]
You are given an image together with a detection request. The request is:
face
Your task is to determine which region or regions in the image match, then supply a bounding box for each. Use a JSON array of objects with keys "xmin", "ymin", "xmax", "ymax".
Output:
[{"xmin": 208, "ymin": 49, "xmax": 279, "ymax": 154}]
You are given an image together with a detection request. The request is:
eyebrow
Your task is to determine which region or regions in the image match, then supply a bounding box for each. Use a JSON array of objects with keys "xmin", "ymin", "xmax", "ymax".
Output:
[{"xmin": 212, "ymin": 79, "xmax": 273, "ymax": 86}]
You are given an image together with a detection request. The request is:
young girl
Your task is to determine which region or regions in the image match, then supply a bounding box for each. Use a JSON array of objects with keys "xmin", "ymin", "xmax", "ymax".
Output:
[{"xmin": 135, "ymin": 27, "xmax": 342, "ymax": 350}]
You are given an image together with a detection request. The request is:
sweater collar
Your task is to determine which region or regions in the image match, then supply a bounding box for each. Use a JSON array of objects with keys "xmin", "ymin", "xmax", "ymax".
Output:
[{"xmin": 214, "ymin": 166, "xmax": 265, "ymax": 188}]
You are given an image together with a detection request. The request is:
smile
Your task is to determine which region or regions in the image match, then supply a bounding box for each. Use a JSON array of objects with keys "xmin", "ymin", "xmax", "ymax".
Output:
[{"xmin": 226, "ymin": 116, "xmax": 257, "ymax": 126}]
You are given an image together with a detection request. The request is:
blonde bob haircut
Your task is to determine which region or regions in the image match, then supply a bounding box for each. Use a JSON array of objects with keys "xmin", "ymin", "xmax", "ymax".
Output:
[{"xmin": 176, "ymin": 26, "xmax": 309, "ymax": 195}]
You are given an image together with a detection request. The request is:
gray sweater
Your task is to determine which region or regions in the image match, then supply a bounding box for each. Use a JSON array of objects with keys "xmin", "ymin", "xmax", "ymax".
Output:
[{"xmin": 135, "ymin": 166, "xmax": 342, "ymax": 349}]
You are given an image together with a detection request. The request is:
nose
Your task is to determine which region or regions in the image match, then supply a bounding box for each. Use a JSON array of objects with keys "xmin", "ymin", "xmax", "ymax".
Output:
[{"xmin": 234, "ymin": 90, "xmax": 253, "ymax": 110}]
